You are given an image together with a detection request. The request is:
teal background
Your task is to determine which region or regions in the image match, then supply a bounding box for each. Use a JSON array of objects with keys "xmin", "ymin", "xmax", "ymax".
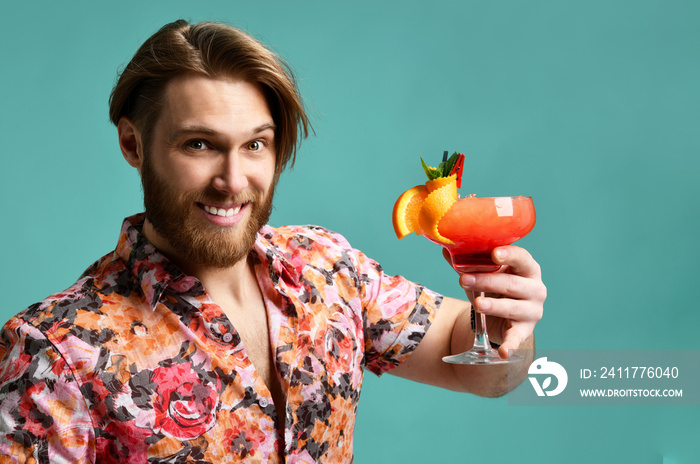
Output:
[{"xmin": 1, "ymin": 1, "xmax": 698, "ymax": 462}]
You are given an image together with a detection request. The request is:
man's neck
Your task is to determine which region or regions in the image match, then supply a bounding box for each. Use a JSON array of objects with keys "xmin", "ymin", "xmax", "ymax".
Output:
[{"xmin": 190, "ymin": 258, "xmax": 257, "ymax": 308}]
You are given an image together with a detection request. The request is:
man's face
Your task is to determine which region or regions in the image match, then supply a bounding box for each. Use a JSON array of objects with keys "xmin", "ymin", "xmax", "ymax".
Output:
[{"xmin": 140, "ymin": 74, "xmax": 277, "ymax": 269}]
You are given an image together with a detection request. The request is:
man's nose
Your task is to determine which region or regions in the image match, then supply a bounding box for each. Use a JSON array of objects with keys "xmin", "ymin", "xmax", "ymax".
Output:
[{"xmin": 212, "ymin": 152, "xmax": 249, "ymax": 194}]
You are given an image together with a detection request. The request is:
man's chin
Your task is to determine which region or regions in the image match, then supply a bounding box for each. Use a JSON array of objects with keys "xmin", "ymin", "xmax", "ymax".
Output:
[
  {"xmin": 181, "ymin": 206, "xmax": 267, "ymax": 268},
  {"xmin": 141, "ymin": 182, "xmax": 273, "ymax": 270}
]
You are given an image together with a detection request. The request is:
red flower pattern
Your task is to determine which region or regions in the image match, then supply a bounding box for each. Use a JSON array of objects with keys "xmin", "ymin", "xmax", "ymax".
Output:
[{"xmin": 152, "ymin": 362, "xmax": 220, "ymax": 439}]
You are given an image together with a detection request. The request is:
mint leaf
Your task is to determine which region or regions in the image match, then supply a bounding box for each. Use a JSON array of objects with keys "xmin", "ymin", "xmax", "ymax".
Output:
[{"xmin": 420, "ymin": 157, "xmax": 442, "ymax": 180}]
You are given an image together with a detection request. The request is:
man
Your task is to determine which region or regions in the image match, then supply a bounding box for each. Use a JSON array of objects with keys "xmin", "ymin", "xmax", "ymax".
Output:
[{"xmin": 0, "ymin": 20, "xmax": 545, "ymax": 463}]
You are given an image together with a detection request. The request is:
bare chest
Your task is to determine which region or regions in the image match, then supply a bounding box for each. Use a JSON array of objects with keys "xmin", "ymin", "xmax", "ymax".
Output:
[
  {"xmin": 221, "ymin": 297, "xmax": 273, "ymax": 381},
  {"xmin": 216, "ymin": 294, "xmax": 287, "ymax": 426}
]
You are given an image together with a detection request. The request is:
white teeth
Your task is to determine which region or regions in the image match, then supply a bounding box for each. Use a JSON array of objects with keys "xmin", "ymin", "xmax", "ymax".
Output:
[{"xmin": 203, "ymin": 204, "xmax": 243, "ymax": 217}]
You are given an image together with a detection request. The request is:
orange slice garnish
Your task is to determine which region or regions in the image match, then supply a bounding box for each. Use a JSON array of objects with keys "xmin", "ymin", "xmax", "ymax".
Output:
[
  {"xmin": 418, "ymin": 174, "xmax": 458, "ymax": 245},
  {"xmin": 392, "ymin": 184, "xmax": 429, "ymax": 239}
]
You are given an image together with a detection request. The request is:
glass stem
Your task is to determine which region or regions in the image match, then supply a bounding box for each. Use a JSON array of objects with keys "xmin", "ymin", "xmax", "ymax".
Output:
[{"xmin": 472, "ymin": 291, "xmax": 492, "ymax": 351}]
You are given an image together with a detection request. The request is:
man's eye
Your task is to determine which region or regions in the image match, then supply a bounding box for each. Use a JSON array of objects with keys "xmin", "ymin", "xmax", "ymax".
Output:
[
  {"xmin": 185, "ymin": 140, "xmax": 208, "ymax": 150},
  {"xmin": 247, "ymin": 141, "xmax": 262, "ymax": 151}
]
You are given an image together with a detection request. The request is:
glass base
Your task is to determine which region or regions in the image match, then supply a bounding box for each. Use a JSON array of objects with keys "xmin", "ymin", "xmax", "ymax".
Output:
[{"xmin": 443, "ymin": 347, "xmax": 523, "ymax": 365}]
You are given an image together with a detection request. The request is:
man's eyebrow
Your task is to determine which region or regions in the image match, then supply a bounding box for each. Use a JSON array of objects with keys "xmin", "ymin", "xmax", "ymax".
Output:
[
  {"xmin": 168, "ymin": 125, "xmax": 217, "ymax": 140},
  {"xmin": 251, "ymin": 122, "xmax": 277, "ymax": 134},
  {"xmin": 168, "ymin": 123, "xmax": 276, "ymax": 140}
]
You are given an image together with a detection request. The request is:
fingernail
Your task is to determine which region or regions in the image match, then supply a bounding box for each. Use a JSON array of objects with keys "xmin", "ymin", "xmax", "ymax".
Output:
[
  {"xmin": 495, "ymin": 248, "xmax": 507, "ymax": 260},
  {"xmin": 461, "ymin": 275, "xmax": 475, "ymax": 287},
  {"xmin": 478, "ymin": 298, "xmax": 491, "ymax": 312}
]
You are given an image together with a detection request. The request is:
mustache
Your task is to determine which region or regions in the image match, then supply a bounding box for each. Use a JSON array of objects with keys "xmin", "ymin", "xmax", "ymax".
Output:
[{"xmin": 189, "ymin": 189, "xmax": 265, "ymax": 206}]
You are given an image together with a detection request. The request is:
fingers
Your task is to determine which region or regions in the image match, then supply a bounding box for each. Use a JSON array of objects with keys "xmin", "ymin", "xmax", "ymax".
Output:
[
  {"xmin": 458, "ymin": 245, "xmax": 546, "ymax": 305},
  {"xmin": 457, "ymin": 245, "xmax": 546, "ymax": 357},
  {"xmin": 492, "ymin": 245, "xmax": 541, "ymax": 279},
  {"xmin": 460, "ymin": 271, "xmax": 546, "ymax": 302},
  {"xmin": 475, "ymin": 295, "xmax": 543, "ymax": 324},
  {"xmin": 455, "ymin": 247, "xmax": 545, "ymax": 357}
]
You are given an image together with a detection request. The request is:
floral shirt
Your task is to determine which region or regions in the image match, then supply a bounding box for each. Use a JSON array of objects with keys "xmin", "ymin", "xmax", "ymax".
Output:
[{"xmin": 0, "ymin": 214, "xmax": 442, "ymax": 463}]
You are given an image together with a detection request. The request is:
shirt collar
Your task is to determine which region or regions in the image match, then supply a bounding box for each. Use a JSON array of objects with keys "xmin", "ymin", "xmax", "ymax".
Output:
[
  {"xmin": 116, "ymin": 213, "xmax": 189, "ymax": 309},
  {"xmin": 116, "ymin": 214, "xmax": 302, "ymax": 309},
  {"xmin": 252, "ymin": 225, "xmax": 303, "ymax": 288}
]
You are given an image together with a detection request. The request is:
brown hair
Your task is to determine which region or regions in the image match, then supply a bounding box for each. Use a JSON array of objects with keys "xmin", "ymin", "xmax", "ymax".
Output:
[{"xmin": 109, "ymin": 19, "xmax": 310, "ymax": 181}]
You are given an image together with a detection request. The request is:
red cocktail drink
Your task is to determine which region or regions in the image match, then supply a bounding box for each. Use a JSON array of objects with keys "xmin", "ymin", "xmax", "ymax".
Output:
[
  {"xmin": 432, "ymin": 196, "xmax": 536, "ymax": 274},
  {"xmin": 391, "ymin": 151, "xmax": 536, "ymax": 364}
]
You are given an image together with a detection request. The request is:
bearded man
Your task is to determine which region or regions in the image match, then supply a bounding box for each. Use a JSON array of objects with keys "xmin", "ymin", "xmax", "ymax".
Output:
[{"xmin": 0, "ymin": 20, "xmax": 546, "ymax": 463}]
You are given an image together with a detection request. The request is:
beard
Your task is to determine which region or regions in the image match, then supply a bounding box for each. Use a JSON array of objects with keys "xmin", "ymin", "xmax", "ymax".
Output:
[{"xmin": 140, "ymin": 156, "xmax": 274, "ymax": 269}]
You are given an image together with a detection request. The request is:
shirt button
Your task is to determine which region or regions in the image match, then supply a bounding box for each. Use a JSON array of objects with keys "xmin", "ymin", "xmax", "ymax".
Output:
[
  {"xmin": 260, "ymin": 397, "xmax": 269, "ymax": 408},
  {"xmin": 223, "ymin": 333, "xmax": 233, "ymax": 343}
]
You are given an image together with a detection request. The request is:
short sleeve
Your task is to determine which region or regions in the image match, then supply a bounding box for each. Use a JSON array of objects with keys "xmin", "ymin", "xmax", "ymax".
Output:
[
  {"xmin": 344, "ymin": 244, "xmax": 443, "ymax": 377},
  {"xmin": 0, "ymin": 316, "xmax": 95, "ymax": 463}
]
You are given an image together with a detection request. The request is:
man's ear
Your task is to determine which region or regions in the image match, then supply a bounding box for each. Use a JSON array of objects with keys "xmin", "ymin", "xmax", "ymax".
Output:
[{"xmin": 118, "ymin": 117, "xmax": 145, "ymax": 172}]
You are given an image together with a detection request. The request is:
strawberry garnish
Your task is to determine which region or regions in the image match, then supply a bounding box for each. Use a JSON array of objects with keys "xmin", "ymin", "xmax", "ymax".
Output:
[{"xmin": 449, "ymin": 153, "xmax": 465, "ymax": 188}]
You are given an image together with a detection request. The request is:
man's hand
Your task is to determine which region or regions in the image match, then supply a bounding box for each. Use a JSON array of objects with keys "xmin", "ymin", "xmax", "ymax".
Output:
[
  {"xmin": 445, "ymin": 245, "xmax": 546, "ymax": 359},
  {"xmin": 390, "ymin": 245, "xmax": 545, "ymax": 396}
]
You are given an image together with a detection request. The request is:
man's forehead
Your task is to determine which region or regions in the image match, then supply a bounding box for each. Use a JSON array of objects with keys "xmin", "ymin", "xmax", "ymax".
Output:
[{"xmin": 159, "ymin": 74, "xmax": 274, "ymax": 129}]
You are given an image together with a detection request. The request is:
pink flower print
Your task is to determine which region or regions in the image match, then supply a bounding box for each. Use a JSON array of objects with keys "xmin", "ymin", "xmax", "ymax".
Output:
[{"xmin": 151, "ymin": 362, "xmax": 220, "ymax": 439}]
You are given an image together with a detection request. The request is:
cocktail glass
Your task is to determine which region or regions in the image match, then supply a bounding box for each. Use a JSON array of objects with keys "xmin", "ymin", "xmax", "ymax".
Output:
[{"xmin": 428, "ymin": 195, "xmax": 536, "ymax": 365}]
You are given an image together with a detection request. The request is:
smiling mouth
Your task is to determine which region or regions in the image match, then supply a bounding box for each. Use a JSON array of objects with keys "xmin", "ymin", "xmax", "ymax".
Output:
[{"xmin": 200, "ymin": 203, "xmax": 244, "ymax": 217}]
